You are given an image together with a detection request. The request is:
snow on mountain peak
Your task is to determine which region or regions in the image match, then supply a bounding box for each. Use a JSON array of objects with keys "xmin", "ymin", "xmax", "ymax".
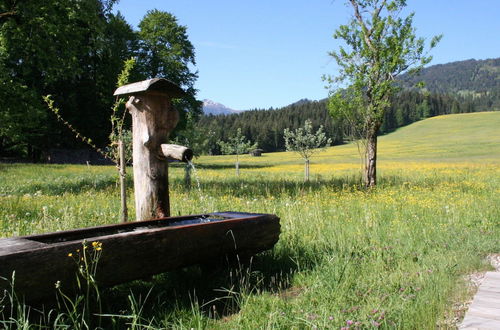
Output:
[{"xmin": 202, "ymin": 99, "xmax": 240, "ymax": 115}]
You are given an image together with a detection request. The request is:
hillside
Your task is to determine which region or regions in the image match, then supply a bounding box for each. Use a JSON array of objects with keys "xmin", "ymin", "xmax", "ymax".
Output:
[
  {"xmin": 198, "ymin": 58, "xmax": 500, "ymax": 155},
  {"xmin": 198, "ymin": 112, "xmax": 500, "ymax": 173},
  {"xmin": 377, "ymin": 111, "xmax": 500, "ymax": 162},
  {"xmin": 197, "ymin": 89, "xmax": 484, "ymax": 154},
  {"xmin": 400, "ymin": 58, "xmax": 500, "ymax": 111},
  {"xmin": 401, "ymin": 58, "xmax": 500, "ymax": 94}
]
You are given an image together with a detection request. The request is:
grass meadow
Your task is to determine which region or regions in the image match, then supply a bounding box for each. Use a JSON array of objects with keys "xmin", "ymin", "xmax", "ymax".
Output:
[{"xmin": 1, "ymin": 112, "xmax": 499, "ymax": 328}]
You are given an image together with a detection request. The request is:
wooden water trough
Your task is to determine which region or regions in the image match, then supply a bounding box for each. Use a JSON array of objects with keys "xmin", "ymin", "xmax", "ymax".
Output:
[{"xmin": 0, "ymin": 212, "xmax": 280, "ymax": 304}]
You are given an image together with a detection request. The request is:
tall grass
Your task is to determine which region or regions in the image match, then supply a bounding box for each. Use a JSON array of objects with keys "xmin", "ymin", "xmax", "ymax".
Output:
[{"xmin": 0, "ymin": 112, "xmax": 499, "ymax": 328}]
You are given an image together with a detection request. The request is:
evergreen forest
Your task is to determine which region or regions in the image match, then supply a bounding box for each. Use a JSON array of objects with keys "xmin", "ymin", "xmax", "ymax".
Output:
[
  {"xmin": 197, "ymin": 84, "xmax": 499, "ymax": 155},
  {"xmin": 0, "ymin": 0, "xmax": 498, "ymax": 160}
]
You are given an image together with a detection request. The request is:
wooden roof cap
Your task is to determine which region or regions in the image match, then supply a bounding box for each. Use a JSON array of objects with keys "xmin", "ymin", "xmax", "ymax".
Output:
[{"xmin": 113, "ymin": 78, "xmax": 186, "ymax": 98}]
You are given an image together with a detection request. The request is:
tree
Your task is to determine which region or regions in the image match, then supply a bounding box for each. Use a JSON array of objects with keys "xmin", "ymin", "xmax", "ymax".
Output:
[
  {"xmin": 283, "ymin": 120, "xmax": 332, "ymax": 181},
  {"xmin": 44, "ymin": 58, "xmax": 136, "ymax": 222},
  {"xmin": 326, "ymin": 0, "xmax": 441, "ymax": 187},
  {"xmin": 218, "ymin": 128, "xmax": 257, "ymax": 176},
  {"xmin": 0, "ymin": 0, "xmax": 134, "ymax": 160},
  {"xmin": 136, "ymin": 9, "xmax": 202, "ymax": 130},
  {"xmin": 172, "ymin": 113, "xmax": 216, "ymax": 188},
  {"xmin": 0, "ymin": 3, "xmax": 206, "ymax": 161}
]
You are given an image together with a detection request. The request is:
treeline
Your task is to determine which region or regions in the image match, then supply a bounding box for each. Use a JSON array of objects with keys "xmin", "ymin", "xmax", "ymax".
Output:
[
  {"xmin": 2, "ymin": 1, "xmax": 498, "ymax": 162},
  {"xmin": 197, "ymin": 90, "xmax": 493, "ymax": 154},
  {"xmin": 400, "ymin": 58, "xmax": 500, "ymax": 111},
  {"xmin": 0, "ymin": 0, "xmax": 200, "ymax": 161}
]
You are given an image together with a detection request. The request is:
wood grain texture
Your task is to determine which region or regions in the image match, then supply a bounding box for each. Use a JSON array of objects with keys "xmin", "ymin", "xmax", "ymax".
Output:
[
  {"xmin": 126, "ymin": 94, "xmax": 179, "ymax": 220},
  {"xmin": 460, "ymin": 272, "xmax": 500, "ymax": 329},
  {"xmin": 0, "ymin": 212, "xmax": 280, "ymax": 305},
  {"xmin": 160, "ymin": 144, "xmax": 193, "ymax": 162}
]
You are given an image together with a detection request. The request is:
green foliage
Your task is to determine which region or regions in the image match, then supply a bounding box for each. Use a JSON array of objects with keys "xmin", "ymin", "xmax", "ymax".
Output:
[
  {"xmin": 400, "ymin": 58, "xmax": 500, "ymax": 111},
  {"xmin": 327, "ymin": 0, "xmax": 441, "ymax": 129},
  {"xmin": 0, "ymin": 3, "xmax": 202, "ymax": 160},
  {"xmin": 0, "ymin": 0, "xmax": 135, "ymax": 160},
  {"xmin": 284, "ymin": 119, "xmax": 332, "ymax": 181},
  {"xmin": 173, "ymin": 113, "xmax": 216, "ymax": 157},
  {"xmin": 43, "ymin": 95, "xmax": 111, "ymax": 162},
  {"xmin": 1, "ymin": 112, "xmax": 500, "ymax": 328},
  {"xmin": 136, "ymin": 9, "xmax": 202, "ymax": 127},
  {"xmin": 198, "ymin": 100, "xmax": 341, "ymax": 154},
  {"xmin": 284, "ymin": 120, "xmax": 331, "ymax": 161},
  {"xmin": 401, "ymin": 58, "xmax": 500, "ymax": 94},
  {"xmin": 137, "ymin": 10, "xmax": 195, "ymax": 85},
  {"xmin": 326, "ymin": 0, "xmax": 441, "ymax": 186},
  {"xmin": 217, "ymin": 128, "xmax": 258, "ymax": 157},
  {"xmin": 327, "ymin": 87, "xmax": 366, "ymax": 143},
  {"xmin": 43, "ymin": 58, "xmax": 136, "ymax": 165},
  {"xmin": 218, "ymin": 128, "xmax": 257, "ymax": 175},
  {"xmin": 108, "ymin": 58, "xmax": 136, "ymax": 164},
  {"xmin": 116, "ymin": 58, "xmax": 136, "ymax": 88},
  {"xmin": 197, "ymin": 86, "xmax": 485, "ymax": 155}
]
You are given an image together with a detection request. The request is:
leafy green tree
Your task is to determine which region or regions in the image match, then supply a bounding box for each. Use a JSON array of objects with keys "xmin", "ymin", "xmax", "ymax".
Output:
[
  {"xmin": 284, "ymin": 119, "xmax": 332, "ymax": 181},
  {"xmin": 173, "ymin": 114, "xmax": 216, "ymax": 188},
  {"xmin": 173, "ymin": 115, "xmax": 215, "ymax": 158},
  {"xmin": 0, "ymin": 0, "xmax": 134, "ymax": 160},
  {"xmin": 326, "ymin": 0, "xmax": 441, "ymax": 187},
  {"xmin": 218, "ymin": 128, "xmax": 257, "ymax": 176},
  {"xmin": 44, "ymin": 58, "xmax": 136, "ymax": 222},
  {"xmin": 136, "ymin": 9, "xmax": 202, "ymax": 129}
]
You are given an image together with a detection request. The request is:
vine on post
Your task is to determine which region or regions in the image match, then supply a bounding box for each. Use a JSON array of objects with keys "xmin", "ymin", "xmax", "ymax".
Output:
[{"xmin": 44, "ymin": 58, "xmax": 136, "ymax": 222}]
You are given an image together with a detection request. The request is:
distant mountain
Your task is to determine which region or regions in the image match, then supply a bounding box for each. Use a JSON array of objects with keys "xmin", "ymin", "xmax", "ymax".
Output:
[
  {"xmin": 202, "ymin": 58, "xmax": 499, "ymax": 117},
  {"xmin": 400, "ymin": 57, "xmax": 500, "ymax": 95},
  {"xmin": 202, "ymin": 99, "xmax": 241, "ymax": 115},
  {"xmin": 289, "ymin": 98, "xmax": 313, "ymax": 106}
]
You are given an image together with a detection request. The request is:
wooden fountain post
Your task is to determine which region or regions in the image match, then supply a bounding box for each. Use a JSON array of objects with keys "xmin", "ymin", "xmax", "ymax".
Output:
[{"xmin": 114, "ymin": 78, "xmax": 193, "ymax": 220}]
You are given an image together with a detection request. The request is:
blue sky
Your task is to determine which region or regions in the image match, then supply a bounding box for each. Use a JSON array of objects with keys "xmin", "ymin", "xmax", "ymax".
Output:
[{"xmin": 113, "ymin": 0, "xmax": 500, "ymax": 110}]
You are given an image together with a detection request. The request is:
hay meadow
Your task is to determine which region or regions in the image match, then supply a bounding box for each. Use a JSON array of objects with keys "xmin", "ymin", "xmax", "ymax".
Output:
[{"xmin": 1, "ymin": 112, "xmax": 499, "ymax": 328}]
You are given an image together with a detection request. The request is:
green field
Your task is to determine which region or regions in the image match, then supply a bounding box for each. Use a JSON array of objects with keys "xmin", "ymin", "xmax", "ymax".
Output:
[{"xmin": 1, "ymin": 112, "xmax": 499, "ymax": 328}]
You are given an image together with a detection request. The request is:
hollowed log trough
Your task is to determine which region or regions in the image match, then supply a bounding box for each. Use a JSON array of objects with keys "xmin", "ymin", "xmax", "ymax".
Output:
[{"xmin": 0, "ymin": 212, "xmax": 280, "ymax": 304}]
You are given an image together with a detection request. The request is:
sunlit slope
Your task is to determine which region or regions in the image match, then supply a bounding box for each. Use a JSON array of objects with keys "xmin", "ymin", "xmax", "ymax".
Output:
[
  {"xmin": 377, "ymin": 111, "xmax": 500, "ymax": 162},
  {"xmin": 196, "ymin": 112, "xmax": 500, "ymax": 173}
]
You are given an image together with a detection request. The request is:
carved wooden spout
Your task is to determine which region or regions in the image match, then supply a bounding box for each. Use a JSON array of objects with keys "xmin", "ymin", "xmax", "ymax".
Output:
[
  {"xmin": 161, "ymin": 144, "xmax": 193, "ymax": 163},
  {"xmin": 114, "ymin": 78, "xmax": 187, "ymax": 221}
]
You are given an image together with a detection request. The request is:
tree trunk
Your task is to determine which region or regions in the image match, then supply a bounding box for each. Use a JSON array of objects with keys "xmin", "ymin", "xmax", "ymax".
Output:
[
  {"xmin": 304, "ymin": 159, "xmax": 310, "ymax": 181},
  {"xmin": 28, "ymin": 145, "xmax": 41, "ymax": 163},
  {"xmin": 235, "ymin": 154, "xmax": 240, "ymax": 176},
  {"xmin": 118, "ymin": 139, "xmax": 128, "ymax": 223},
  {"xmin": 364, "ymin": 131, "xmax": 377, "ymax": 188}
]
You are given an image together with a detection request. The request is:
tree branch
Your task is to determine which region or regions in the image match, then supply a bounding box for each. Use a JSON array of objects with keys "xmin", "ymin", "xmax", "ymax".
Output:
[
  {"xmin": 350, "ymin": 0, "xmax": 386, "ymax": 53},
  {"xmin": 0, "ymin": 0, "xmax": 20, "ymax": 20},
  {"xmin": 0, "ymin": 10, "xmax": 16, "ymax": 18}
]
